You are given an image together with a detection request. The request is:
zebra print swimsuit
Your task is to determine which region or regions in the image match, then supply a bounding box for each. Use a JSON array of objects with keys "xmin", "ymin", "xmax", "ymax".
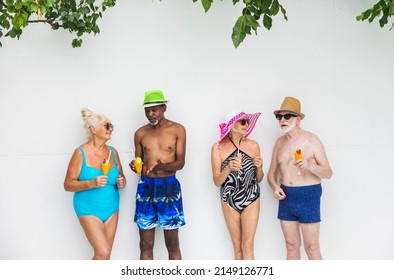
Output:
[{"xmin": 220, "ymin": 139, "xmax": 260, "ymax": 213}]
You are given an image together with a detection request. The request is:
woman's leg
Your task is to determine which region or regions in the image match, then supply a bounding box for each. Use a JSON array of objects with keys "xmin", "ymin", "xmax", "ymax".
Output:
[
  {"xmin": 221, "ymin": 201, "xmax": 242, "ymax": 259},
  {"xmin": 240, "ymin": 199, "xmax": 260, "ymax": 260},
  {"xmin": 78, "ymin": 211, "xmax": 119, "ymax": 260}
]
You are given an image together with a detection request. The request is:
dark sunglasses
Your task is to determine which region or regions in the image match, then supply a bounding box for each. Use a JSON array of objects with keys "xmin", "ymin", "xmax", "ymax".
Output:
[
  {"xmin": 104, "ymin": 123, "xmax": 114, "ymax": 130},
  {"xmin": 275, "ymin": 113, "xmax": 298, "ymax": 121},
  {"xmin": 237, "ymin": 119, "xmax": 250, "ymax": 126}
]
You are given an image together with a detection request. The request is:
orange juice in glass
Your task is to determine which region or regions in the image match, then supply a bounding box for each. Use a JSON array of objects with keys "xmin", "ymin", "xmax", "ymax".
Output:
[
  {"xmin": 234, "ymin": 155, "xmax": 243, "ymax": 165},
  {"xmin": 294, "ymin": 148, "xmax": 302, "ymax": 175},
  {"xmin": 294, "ymin": 148, "xmax": 302, "ymax": 161},
  {"xmin": 233, "ymin": 154, "xmax": 243, "ymax": 179},
  {"xmin": 135, "ymin": 157, "xmax": 144, "ymax": 183},
  {"xmin": 102, "ymin": 159, "xmax": 110, "ymax": 175},
  {"xmin": 135, "ymin": 157, "xmax": 143, "ymax": 173}
]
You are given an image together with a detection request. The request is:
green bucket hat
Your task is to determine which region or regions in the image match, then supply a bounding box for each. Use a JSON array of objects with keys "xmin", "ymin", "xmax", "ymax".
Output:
[{"xmin": 142, "ymin": 90, "xmax": 168, "ymax": 108}]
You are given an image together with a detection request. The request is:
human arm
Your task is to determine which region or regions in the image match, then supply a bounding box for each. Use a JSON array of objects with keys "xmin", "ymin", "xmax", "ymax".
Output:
[
  {"xmin": 129, "ymin": 130, "xmax": 143, "ymax": 173},
  {"xmin": 114, "ymin": 147, "xmax": 126, "ymax": 188},
  {"xmin": 267, "ymin": 142, "xmax": 286, "ymax": 200},
  {"xmin": 251, "ymin": 140, "xmax": 264, "ymax": 183},
  {"xmin": 64, "ymin": 148, "xmax": 107, "ymax": 192},
  {"xmin": 211, "ymin": 143, "xmax": 232, "ymax": 187},
  {"xmin": 295, "ymin": 135, "xmax": 332, "ymax": 179}
]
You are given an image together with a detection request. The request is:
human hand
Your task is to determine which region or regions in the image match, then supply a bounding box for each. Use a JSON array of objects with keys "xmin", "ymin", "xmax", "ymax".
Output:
[
  {"xmin": 116, "ymin": 175, "xmax": 126, "ymax": 189},
  {"xmin": 129, "ymin": 160, "xmax": 136, "ymax": 173},
  {"xmin": 146, "ymin": 158, "xmax": 162, "ymax": 174},
  {"xmin": 253, "ymin": 157, "xmax": 263, "ymax": 169},
  {"xmin": 91, "ymin": 175, "xmax": 107, "ymax": 188},
  {"xmin": 295, "ymin": 158, "xmax": 309, "ymax": 171},
  {"xmin": 274, "ymin": 187, "xmax": 286, "ymax": 200},
  {"xmin": 230, "ymin": 157, "xmax": 242, "ymax": 171}
]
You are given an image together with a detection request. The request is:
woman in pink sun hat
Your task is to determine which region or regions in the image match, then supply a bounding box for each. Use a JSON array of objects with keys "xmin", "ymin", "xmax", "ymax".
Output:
[{"xmin": 211, "ymin": 108, "xmax": 264, "ymax": 260}]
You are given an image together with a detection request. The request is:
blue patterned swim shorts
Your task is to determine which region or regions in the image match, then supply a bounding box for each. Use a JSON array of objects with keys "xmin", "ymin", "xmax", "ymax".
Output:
[
  {"xmin": 278, "ymin": 184, "xmax": 322, "ymax": 223},
  {"xmin": 134, "ymin": 175, "xmax": 186, "ymax": 230}
]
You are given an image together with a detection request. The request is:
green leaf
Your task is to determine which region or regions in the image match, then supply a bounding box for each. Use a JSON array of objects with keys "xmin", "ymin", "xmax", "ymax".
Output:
[
  {"xmin": 263, "ymin": 14, "xmax": 272, "ymax": 30},
  {"xmin": 390, "ymin": 3, "xmax": 394, "ymax": 16},
  {"xmin": 79, "ymin": 7, "xmax": 90, "ymax": 14},
  {"xmin": 247, "ymin": 4, "xmax": 258, "ymax": 14},
  {"xmin": 232, "ymin": 15, "xmax": 246, "ymax": 48},
  {"xmin": 262, "ymin": 0, "xmax": 273, "ymax": 11},
  {"xmin": 72, "ymin": 38, "xmax": 83, "ymax": 48},
  {"xmin": 369, "ymin": 3, "xmax": 383, "ymax": 23},
  {"xmin": 270, "ymin": 0, "xmax": 280, "ymax": 16},
  {"xmin": 279, "ymin": 4, "xmax": 288, "ymax": 20},
  {"xmin": 2, "ymin": 19, "xmax": 11, "ymax": 30},
  {"xmin": 362, "ymin": 9, "xmax": 372, "ymax": 21},
  {"xmin": 245, "ymin": 14, "xmax": 260, "ymax": 30},
  {"xmin": 245, "ymin": 25, "xmax": 252, "ymax": 35},
  {"xmin": 202, "ymin": 0, "xmax": 211, "ymax": 12},
  {"xmin": 14, "ymin": 1, "xmax": 23, "ymax": 10},
  {"xmin": 379, "ymin": 6, "xmax": 389, "ymax": 27},
  {"xmin": 8, "ymin": 29, "xmax": 17, "ymax": 38},
  {"xmin": 11, "ymin": 14, "xmax": 25, "ymax": 29},
  {"xmin": 51, "ymin": 22, "xmax": 59, "ymax": 30}
]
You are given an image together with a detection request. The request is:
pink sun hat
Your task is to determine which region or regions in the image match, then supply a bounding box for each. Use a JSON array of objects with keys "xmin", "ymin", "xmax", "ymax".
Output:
[{"xmin": 219, "ymin": 109, "xmax": 261, "ymax": 142}]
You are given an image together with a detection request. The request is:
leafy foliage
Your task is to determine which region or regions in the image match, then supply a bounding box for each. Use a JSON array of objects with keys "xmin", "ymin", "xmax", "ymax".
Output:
[
  {"xmin": 356, "ymin": 0, "xmax": 394, "ymax": 30},
  {"xmin": 0, "ymin": 0, "xmax": 116, "ymax": 47},
  {"xmin": 1, "ymin": 0, "xmax": 393, "ymax": 49},
  {"xmin": 193, "ymin": 0, "xmax": 287, "ymax": 48}
]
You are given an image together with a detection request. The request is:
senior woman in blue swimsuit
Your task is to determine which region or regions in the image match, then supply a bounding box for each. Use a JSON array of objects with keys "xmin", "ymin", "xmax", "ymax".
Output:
[
  {"xmin": 64, "ymin": 108, "xmax": 126, "ymax": 259},
  {"xmin": 211, "ymin": 109, "xmax": 264, "ymax": 260}
]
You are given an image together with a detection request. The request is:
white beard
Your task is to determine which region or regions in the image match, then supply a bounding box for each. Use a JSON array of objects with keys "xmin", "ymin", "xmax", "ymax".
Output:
[
  {"xmin": 149, "ymin": 120, "xmax": 159, "ymax": 126},
  {"xmin": 281, "ymin": 121, "xmax": 296, "ymax": 134}
]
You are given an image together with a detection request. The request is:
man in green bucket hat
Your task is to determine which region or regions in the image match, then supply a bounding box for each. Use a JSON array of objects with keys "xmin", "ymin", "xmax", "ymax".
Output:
[{"xmin": 129, "ymin": 90, "xmax": 187, "ymax": 260}]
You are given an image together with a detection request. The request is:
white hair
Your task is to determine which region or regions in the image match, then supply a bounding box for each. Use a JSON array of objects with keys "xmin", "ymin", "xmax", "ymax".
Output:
[{"xmin": 80, "ymin": 108, "xmax": 109, "ymax": 139}]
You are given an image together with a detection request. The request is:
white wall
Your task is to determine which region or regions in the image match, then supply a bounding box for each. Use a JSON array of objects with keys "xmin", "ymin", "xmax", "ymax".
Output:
[{"xmin": 0, "ymin": 0, "xmax": 393, "ymax": 260}]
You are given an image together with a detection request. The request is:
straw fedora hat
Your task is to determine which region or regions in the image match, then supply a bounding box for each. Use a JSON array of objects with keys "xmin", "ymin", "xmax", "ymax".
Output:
[{"xmin": 273, "ymin": 96, "xmax": 305, "ymax": 119}]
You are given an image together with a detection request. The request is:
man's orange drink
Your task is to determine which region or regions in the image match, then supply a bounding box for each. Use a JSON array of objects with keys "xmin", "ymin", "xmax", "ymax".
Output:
[
  {"xmin": 294, "ymin": 148, "xmax": 302, "ymax": 161},
  {"xmin": 135, "ymin": 157, "xmax": 143, "ymax": 174}
]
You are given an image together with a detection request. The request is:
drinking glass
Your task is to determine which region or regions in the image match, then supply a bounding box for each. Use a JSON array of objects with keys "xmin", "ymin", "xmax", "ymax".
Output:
[{"xmin": 135, "ymin": 156, "xmax": 144, "ymax": 183}]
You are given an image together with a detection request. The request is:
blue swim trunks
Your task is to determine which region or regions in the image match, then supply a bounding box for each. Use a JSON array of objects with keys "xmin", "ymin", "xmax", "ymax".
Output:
[
  {"xmin": 278, "ymin": 184, "xmax": 322, "ymax": 223},
  {"xmin": 134, "ymin": 175, "xmax": 186, "ymax": 230}
]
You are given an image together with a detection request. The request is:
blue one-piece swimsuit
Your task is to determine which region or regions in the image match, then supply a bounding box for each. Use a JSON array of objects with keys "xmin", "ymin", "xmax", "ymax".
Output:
[{"xmin": 73, "ymin": 146, "xmax": 120, "ymax": 222}]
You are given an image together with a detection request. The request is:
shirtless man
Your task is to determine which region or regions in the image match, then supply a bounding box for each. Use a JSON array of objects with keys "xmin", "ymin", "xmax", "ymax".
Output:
[
  {"xmin": 129, "ymin": 90, "xmax": 186, "ymax": 260},
  {"xmin": 267, "ymin": 96, "xmax": 332, "ymax": 260}
]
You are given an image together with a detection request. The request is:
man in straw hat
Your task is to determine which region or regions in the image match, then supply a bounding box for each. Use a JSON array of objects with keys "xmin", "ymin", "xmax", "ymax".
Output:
[
  {"xmin": 267, "ymin": 96, "xmax": 332, "ymax": 260},
  {"xmin": 129, "ymin": 90, "xmax": 186, "ymax": 260}
]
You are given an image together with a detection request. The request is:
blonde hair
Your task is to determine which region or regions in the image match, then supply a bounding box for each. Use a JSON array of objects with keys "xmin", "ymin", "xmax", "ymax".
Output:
[{"xmin": 80, "ymin": 108, "xmax": 109, "ymax": 139}]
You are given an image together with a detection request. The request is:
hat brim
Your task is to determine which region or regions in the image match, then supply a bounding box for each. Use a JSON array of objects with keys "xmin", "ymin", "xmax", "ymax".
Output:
[
  {"xmin": 142, "ymin": 101, "xmax": 168, "ymax": 108},
  {"xmin": 273, "ymin": 109, "xmax": 305, "ymax": 119},
  {"xmin": 219, "ymin": 112, "xmax": 261, "ymax": 142}
]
